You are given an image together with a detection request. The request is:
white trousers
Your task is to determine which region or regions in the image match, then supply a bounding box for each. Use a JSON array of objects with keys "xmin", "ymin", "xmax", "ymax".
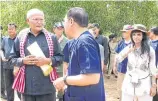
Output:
[{"xmin": 122, "ymin": 92, "xmax": 153, "ymax": 101}]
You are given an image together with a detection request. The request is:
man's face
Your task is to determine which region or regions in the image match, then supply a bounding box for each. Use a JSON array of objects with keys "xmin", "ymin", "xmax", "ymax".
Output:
[
  {"xmin": 89, "ymin": 29, "xmax": 95, "ymax": 38},
  {"xmin": 27, "ymin": 14, "xmax": 45, "ymax": 33},
  {"xmin": 93, "ymin": 27, "xmax": 100, "ymax": 36},
  {"xmin": 122, "ymin": 30, "xmax": 130, "ymax": 39},
  {"xmin": 8, "ymin": 25, "xmax": 16, "ymax": 36},
  {"xmin": 53, "ymin": 27, "xmax": 64, "ymax": 37},
  {"xmin": 148, "ymin": 31, "xmax": 154, "ymax": 40},
  {"xmin": 63, "ymin": 15, "xmax": 73, "ymax": 39}
]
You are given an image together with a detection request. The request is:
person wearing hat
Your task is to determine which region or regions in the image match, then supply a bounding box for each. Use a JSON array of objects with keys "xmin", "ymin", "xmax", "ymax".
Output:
[
  {"xmin": 116, "ymin": 24, "xmax": 158, "ymax": 101},
  {"xmin": 52, "ymin": 22, "xmax": 68, "ymax": 101},
  {"xmin": 52, "ymin": 22, "xmax": 68, "ymax": 51},
  {"xmin": 92, "ymin": 23, "xmax": 109, "ymax": 73},
  {"xmin": 149, "ymin": 27, "xmax": 158, "ymax": 101},
  {"xmin": 113, "ymin": 24, "xmax": 133, "ymax": 100}
]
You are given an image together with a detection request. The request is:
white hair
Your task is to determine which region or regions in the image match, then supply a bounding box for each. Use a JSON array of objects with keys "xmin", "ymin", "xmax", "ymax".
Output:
[{"xmin": 26, "ymin": 8, "xmax": 44, "ymax": 19}]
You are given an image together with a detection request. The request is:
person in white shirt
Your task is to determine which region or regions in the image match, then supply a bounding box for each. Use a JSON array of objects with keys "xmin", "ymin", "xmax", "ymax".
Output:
[{"xmin": 117, "ymin": 24, "xmax": 158, "ymax": 101}]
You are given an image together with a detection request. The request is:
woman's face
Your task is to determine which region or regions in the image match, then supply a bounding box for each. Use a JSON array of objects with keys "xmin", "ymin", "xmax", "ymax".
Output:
[{"xmin": 132, "ymin": 31, "xmax": 143, "ymax": 45}]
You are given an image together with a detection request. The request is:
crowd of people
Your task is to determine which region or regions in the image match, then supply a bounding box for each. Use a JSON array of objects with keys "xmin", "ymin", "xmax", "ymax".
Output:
[{"xmin": 0, "ymin": 7, "xmax": 158, "ymax": 101}]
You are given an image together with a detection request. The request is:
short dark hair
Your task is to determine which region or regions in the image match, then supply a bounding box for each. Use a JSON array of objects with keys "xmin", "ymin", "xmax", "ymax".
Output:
[
  {"xmin": 67, "ymin": 7, "xmax": 88, "ymax": 27},
  {"xmin": 8, "ymin": 23, "xmax": 17, "ymax": 28},
  {"xmin": 92, "ymin": 23, "xmax": 100, "ymax": 29},
  {"xmin": 109, "ymin": 33, "xmax": 117, "ymax": 39},
  {"xmin": 150, "ymin": 27, "xmax": 158, "ymax": 35}
]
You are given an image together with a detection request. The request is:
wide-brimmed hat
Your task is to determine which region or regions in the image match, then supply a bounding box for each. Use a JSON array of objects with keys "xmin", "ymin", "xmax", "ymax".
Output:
[
  {"xmin": 132, "ymin": 24, "xmax": 147, "ymax": 33},
  {"xmin": 120, "ymin": 25, "xmax": 133, "ymax": 32}
]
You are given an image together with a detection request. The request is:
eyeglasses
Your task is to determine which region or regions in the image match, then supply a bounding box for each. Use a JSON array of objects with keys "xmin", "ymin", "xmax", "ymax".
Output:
[{"xmin": 30, "ymin": 18, "xmax": 44, "ymax": 22}]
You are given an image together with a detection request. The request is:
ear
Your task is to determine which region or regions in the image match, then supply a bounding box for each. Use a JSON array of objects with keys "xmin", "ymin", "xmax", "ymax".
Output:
[
  {"xmin": 26, "ymin": 19, "xmax": 30, "ymax": 24},
  {"xmin": 69, "ymin": 18, "xmax": 74, "ymax": 26}
]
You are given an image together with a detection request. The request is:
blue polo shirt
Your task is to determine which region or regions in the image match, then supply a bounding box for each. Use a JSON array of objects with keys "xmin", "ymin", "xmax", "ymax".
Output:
[
  {"xmin": 115, "ymin": 39, "xmax": 131, "ymax": 73},
  {"xmin": 63, "ymin": 31, "xmax": 105, "ymax": 101},
  {"xmin": 150, "ymin": 40, "xmax": 158, "ymax": 67},
  {"xmin": 63, "ymin": 39, "xmax": 75, "ymax": 64}
]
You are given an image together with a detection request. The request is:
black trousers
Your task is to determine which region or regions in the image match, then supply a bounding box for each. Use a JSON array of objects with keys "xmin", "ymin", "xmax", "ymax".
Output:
[
  {"xmin": 4, "ymin": 69, "xmax": 21, "ymax": 101},
  {"xmin": 1, "ymin": 61, "xmax": 5, "ymax": 94},
  {"xmin": 153, "ymin": 94, "xmax": 158, "ymax": 101},
  {"xmin": 22, "ymin": 93, "xmax": 56, "ymax": 101}
]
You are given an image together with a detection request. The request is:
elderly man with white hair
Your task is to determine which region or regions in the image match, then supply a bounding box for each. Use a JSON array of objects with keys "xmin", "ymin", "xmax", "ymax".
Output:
[{"xmin": 9, "ymin": 8, "xmax": 63, "ymax": 101}]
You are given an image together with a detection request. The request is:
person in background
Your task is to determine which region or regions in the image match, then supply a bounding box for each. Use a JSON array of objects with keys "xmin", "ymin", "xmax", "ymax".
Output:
[
  {"xmin": 0, "ymin": 25, "xmax": 7, "ymax": 100},
  {"xmin": 53, "ymin": 21, "xmax": 68, "ymax": 101},
  {"xmin": 107, "ymin": 33, "xmax": 117, "ymax": 79},
  {"xmin": 53, "ymin": 22, "xmax": 68, "ymax": 51},
  {"xmin": 149, "ymin": 27, "xmax": 158, "ymax": 101},
  {"xmin": 1, "ymin": 23, "xmax": 21, "ymax": 101},
  {"xmin": 53, "ymin": 7, "xmax": 105, "ymax": 101},
  {"xmin": 88, "ymin": 24, "xmax": 105, "ymax": 71},
  {"xmin": 113, "ymin": 24, "xmax": 133, "ymax": 101},
  {"xmin": 92, "ymin": 23, "xmax": 109, "ymax": 73}
]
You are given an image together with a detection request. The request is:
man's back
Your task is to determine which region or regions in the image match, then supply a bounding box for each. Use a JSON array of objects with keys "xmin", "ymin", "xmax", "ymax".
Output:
[{"xmin": 65, "ymin": 31, "xmax": 105, "ymax": 101}]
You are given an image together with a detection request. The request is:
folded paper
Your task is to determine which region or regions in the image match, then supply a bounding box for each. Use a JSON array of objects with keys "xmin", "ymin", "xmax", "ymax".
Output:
[{"xmin": 27, "ymin": 42, "xmax": 52, "ymax": 76}]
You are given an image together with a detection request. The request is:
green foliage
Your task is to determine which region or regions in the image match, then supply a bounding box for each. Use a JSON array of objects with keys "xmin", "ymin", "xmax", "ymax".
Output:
[{"xmin": 1, "ymin": 1, "xmax": 158, "ymax": 36}]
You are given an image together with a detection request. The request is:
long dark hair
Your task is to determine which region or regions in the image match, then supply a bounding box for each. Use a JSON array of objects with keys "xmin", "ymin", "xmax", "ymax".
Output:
[{"xmin": 130, "ymin": 30, "xmax": 150, "ymax": 55}]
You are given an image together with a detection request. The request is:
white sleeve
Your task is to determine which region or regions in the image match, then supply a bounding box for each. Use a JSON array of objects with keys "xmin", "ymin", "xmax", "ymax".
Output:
[
  {"xmin": 116, "ymin": 45, "xmax": 130, "ymax": 63},
  {"xmin": 99, "ymin": 45, "xmax": 104, "ymax": 61}
]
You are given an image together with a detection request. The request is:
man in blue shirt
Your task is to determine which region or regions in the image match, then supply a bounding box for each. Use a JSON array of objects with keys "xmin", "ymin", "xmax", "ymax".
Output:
[
  {"xmin": 113, "ymin": 25, "xmax": 133, "ymax": 101},
  {"xmin": 149, "ymin": 27, "xmax": 158, "ymax": 101},
  {"xmin": 1, "ymin": 23, "xmax": 21, "ymax": 101},
  {"xmin": 53, "ymin": 7, "xmax": 105, "ymax": 101},
  {"xmin": 0, "ymin": 25, "xmax": 7, "ymax": 100}
]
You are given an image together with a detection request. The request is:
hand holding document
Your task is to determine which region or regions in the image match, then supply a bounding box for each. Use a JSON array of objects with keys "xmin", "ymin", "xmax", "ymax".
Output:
[{"xmin": 27, "ymin": 42, "xmax": 52, "ymax": 76}]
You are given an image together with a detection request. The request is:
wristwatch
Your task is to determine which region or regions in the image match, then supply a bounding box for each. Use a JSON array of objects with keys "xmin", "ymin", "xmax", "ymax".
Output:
[{"xmin": 63, "ymin": 75, "xmax": 69, "ymax": 85}]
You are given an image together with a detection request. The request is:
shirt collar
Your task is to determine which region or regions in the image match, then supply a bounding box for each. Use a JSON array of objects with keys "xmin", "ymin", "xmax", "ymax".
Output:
[
  {"xmin": 9, "ymin": 35, "xmax": 17, "ymax": 40},
  {"xmin": 124, "ymin": 40, "xmax": 131, "ymax": 44},
  {"xmin": 28, "ymin": 28, "xmax": 44, "ymax": 36},
  {"xmin": 58, "ymin": 34, "xmax": 64, "ymax": 43},
  {"xmin": 151, "ymin": 39, "xmax": 158, "ymax": 43},
  {"xmin": 95, "ymin": 34, "xmax": 100, "ymax": 39}
]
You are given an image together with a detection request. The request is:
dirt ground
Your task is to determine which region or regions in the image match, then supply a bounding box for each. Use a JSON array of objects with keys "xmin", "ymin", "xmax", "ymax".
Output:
[
  {"xmin": 104, "ymin": 74, "xmax": 119, "ymax": 101},
  {"xmin": 1, "ymin": 74, "xmax": 119, "ymax": 101}
]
